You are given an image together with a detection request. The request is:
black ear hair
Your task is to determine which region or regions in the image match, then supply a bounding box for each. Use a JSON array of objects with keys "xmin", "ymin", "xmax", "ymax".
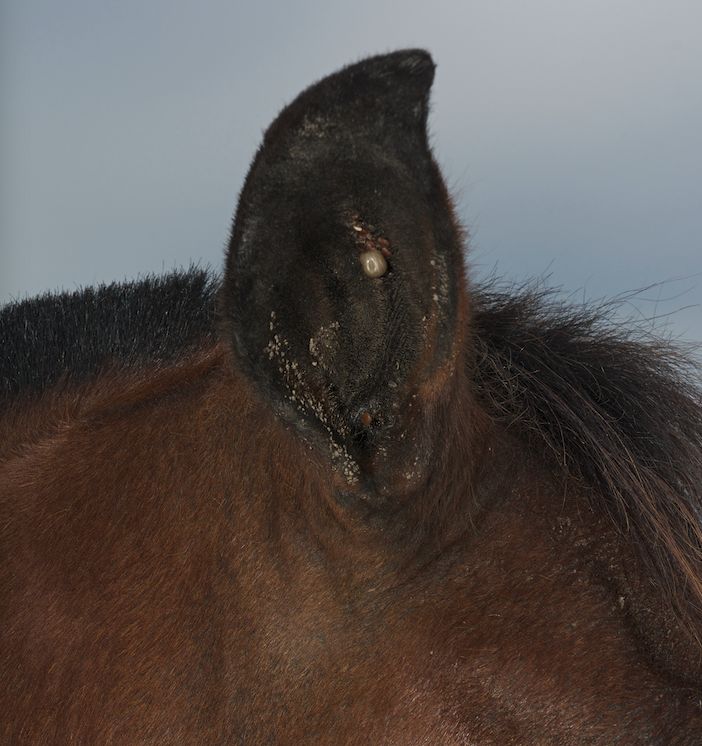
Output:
[{"xmin": 219, "ymin": 50, "xmax": 465, "ymax": 492}]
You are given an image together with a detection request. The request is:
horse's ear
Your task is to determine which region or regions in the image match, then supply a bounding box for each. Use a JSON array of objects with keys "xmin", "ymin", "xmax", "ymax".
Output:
[{"xmin": 219, "ymin": 50, "xmax": 466, "ymax": 493}]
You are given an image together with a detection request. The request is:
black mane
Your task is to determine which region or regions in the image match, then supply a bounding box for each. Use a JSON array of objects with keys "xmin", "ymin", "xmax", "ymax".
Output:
[
  {"xmin": 472, "ymin": 279, "xmax": 702, "ymax": 635},
  {"xmin": 0, "ymin": 268, "xmax": 218, "ymax": 399}
]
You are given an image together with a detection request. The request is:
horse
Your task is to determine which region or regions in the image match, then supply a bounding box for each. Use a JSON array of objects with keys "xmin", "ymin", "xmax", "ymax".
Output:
[{"xmin": 2, "ymin": 49, "xmax": 702, "ymax": 745}]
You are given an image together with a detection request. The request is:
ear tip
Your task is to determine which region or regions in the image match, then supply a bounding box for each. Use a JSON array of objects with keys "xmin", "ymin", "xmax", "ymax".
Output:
[
  {"xmin": 364, "ymin": 48, "xmax": 435, "ymax": 75},
  {"xmin": 342, "ymin": 48, "xmax": 436, "ymax": 95},
  {"xmin": 298, "ymin": 49, "xmax": 436, "ymax": 121},
  {"xmin": 389, "ymin": 48, "xmax": 435, "ymax": 74}
]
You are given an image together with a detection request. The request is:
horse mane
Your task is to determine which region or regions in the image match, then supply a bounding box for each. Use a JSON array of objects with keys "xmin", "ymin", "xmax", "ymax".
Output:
[
  {"xmin": 0, "ymin": 268, "xmax": 218, "ymax": 400},
  {"xmin": 471, "ymin": 277, "xmax": 702, "ymax": 642}
]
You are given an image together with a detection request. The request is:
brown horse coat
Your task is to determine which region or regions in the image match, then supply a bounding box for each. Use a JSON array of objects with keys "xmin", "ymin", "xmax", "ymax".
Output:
[{"xmin": 2, "ymin": 50, "xmax": 702, "ymax": 744}]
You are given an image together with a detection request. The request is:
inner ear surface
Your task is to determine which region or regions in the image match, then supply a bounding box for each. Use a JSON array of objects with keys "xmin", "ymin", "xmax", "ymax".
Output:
[{"xmin": 218, "ymin": 50, "xmax": 465, "ymax": 488}]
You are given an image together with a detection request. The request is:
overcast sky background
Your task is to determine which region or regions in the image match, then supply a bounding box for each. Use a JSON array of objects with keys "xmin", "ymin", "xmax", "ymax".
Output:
[{"xmin": 2, "ymin": 1, "xmax": 701, "ymax": 345}]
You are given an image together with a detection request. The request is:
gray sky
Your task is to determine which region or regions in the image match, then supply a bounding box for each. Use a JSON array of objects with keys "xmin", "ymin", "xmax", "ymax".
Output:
[{"xmin": 2, "ymin": 0, "xmax": 701, "ymax": 344}]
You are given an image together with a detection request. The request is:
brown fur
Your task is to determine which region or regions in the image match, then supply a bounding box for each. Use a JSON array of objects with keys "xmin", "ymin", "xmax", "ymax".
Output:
[
  {"xmin": 2, "ymin": 50, "xmax": 702, "ymax": 744},
  {"xmin": 0, "ymin": 340, "xmax": 701, "ymax": 744},
  {"xmin": 2, "ymin": 296, "xmax": 702, "ymax": 742}
]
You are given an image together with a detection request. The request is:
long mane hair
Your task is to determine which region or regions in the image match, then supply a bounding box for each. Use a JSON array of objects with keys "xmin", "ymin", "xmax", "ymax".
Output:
[{"xmin": 472, "ymin": 278, "xmax": 702, "ymax": 642}]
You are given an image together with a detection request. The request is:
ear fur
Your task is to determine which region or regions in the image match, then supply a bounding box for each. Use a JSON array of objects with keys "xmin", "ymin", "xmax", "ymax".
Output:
[{"xmin": 218, "ymin": 50, "xmax": 466, "ymax": 493}]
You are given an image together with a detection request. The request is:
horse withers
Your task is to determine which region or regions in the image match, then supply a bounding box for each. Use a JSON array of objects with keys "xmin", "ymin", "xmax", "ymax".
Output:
[{"xmin": 2, "ymin": 50, "xmax": 702, "ymax": 744}]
